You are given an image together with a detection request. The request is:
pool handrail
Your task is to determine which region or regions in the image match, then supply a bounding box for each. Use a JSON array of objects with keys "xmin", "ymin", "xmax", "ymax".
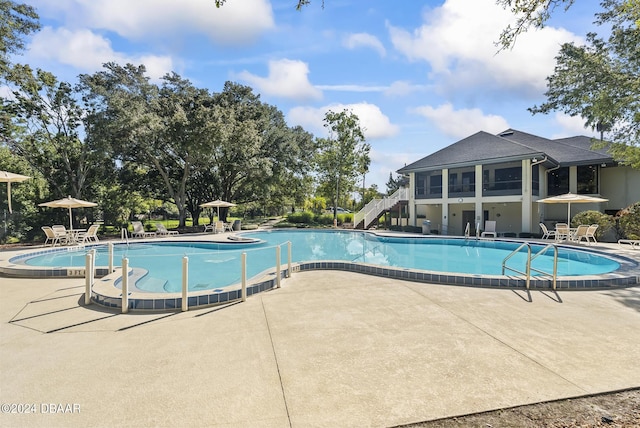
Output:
[
  {"xmin": 502, "ymin": 242, "xmax": 531, "ymax": 289},
  {"xmin": 530, "ymin": 243, "xmax": 559, "ymax": 290}
]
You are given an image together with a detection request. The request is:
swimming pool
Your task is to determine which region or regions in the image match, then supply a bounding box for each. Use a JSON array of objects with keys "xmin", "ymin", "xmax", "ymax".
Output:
[{"xmin": 20, "ymin": 229, "xmax": 622, "ymax": 293}]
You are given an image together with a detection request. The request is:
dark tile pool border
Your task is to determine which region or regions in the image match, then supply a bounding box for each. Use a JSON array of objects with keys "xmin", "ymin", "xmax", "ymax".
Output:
[{"xmin": 2, "ymin": 237, "xmax": 639, "ymax": 312}]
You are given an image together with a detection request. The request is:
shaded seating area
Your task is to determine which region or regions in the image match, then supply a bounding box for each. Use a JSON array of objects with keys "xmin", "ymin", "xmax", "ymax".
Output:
[
  {"xmin": 155, "ymin": 223, "xmax": 179, "ymax": 236},
  {"xmin": 131, "ymin": 221, "xmax": 156, "ymax": 238},
  {"xmin": 204, "ymin": 220, "xmax": 232, "ymax": 233}
]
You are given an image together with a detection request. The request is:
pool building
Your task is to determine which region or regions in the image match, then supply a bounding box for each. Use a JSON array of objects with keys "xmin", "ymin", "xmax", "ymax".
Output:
[{"xmin": 353, "ymin": 128, "xmax": 640, "ymax": 236}]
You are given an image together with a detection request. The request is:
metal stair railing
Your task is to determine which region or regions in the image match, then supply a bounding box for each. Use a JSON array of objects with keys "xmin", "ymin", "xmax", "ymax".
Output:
[
  {"xmin": 502, "ymin": 242, "xmax": 558, "ymax": 290},
  {"xmin": 502, "ymin": 242, "xmax": 532, "ymax": 289}
]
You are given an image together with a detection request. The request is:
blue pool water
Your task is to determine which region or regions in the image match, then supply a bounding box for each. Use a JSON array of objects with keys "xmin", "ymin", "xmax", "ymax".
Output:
[{"xmin": 23, "ymin": 230, "xmax": 620, "ymax": 292}]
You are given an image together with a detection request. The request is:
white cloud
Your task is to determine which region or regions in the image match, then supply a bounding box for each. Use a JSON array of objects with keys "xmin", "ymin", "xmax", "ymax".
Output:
[
  {"xmin": 288, "ymin": 102, "xmax": 400, "ymax": 140},
  {"xmin": 387, "ymin": 0, "xmax": 583, "ymax": 95},
  {"xmin": 551, "ymin": 113, "xmax": 597, "ymax": 138},
  {"xmin": 383, "ymin": 80, "xmax": 428, "ymax": 97},
  {"xmin": 35, "ymin": 0, "xmax": 274, "ymax": 46},
  {"xmin": 411, "ymin": 103, "xmax": 509, "ymax": 138},
  {"xmin": 343, "ymin": 33, "xmax": 386, "ymax": 57},
  {"xmin": 236, "ymin": 59, "xmax": 322, "ymax": 101},
  {"xmin": 28, "ymin": 27, "xmax": 173, "ymax": 80}
]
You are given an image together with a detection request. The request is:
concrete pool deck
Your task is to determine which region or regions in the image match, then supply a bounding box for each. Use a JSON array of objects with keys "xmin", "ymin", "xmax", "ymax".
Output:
[{"xmin": 1, "ymin": 236, "xmax": 639, "ymax": 427}]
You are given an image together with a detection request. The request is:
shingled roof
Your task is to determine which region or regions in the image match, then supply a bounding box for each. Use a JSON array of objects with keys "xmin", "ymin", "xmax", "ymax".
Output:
[{"xmin": 398, "ymin": 129, "xmax": 614, "ymax": 173}]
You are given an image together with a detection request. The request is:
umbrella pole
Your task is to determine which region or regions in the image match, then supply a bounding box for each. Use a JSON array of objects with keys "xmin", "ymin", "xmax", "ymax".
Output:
[
  {"xmin": 68, "ymin": 207, "xmax": 73, "ymax": 230},
  {"xmin": 567, "ymin": 202, "xmax": 571, "ymax": 225},
  {"xmin": 7, "ymin": 182, "xmax": 11, "ymax": 214}
]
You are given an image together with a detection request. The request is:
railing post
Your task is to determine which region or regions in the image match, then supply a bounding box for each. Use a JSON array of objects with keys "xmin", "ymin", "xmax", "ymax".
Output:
[
  {"xmin": 122, "ymin": 257, "xmax": 129, "ymax": 314},
  {"xmin": 182, "ymin": 256, "xmax": 188, "ymax": 311},
  {"xmin": 552, "ymin": 245, "xmax": 558, "ymax": 290},
  {"xmin": 108, "ymin": 242, "xmax": 114, "ymax": 273},
  {"xmin": 84, "ymin": 251, "xmax": 93, "ymax": 305},
  {"xmin": 287, "ymin": 241, "xmax": 292, "ymax": 278},
  {"xmin": 525, "ymin": 244, "xmax": 531, "ymax": 290},
  {"xmin": 276, "ymin": 245, "xmax": 281, "ymax": 288},
  {"xmin": 241, "ymin": 252, "xmax": 247, "ymax": 302}
]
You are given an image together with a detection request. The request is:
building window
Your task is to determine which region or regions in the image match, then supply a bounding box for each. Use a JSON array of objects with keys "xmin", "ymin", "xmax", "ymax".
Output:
[
  {"xmin": 548, "ymin": 167, "xmax": 569, "ymax": 195},
  {"xmin": 483, "ymin": 161, "xmax": 522, "ymax": 195},
  {"xmin": 429, "ymin": 174, "xmax": 442, "ymax": 195},
  {"xmin": 577, "ymin": 165, "xmax": 598, "ymax": 194},
  {"xmin": 532, "ymin": 164, "xmax": 539, "ymax": 196},
  {"xmin": 415, "ymin": 171, "xmax": 442, "ymax": 198}
]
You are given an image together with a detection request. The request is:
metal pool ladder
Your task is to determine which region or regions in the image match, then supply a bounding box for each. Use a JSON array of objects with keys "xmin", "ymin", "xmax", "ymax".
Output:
[{"xmin": 502, "ymin": 243, "xmax": 558, "ymax": 290}]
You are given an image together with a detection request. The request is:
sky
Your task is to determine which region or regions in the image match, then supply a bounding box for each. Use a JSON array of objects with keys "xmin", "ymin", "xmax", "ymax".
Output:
[{"xmin": 12, "ymin": 0, "xmax": 602, "ymax": 190}]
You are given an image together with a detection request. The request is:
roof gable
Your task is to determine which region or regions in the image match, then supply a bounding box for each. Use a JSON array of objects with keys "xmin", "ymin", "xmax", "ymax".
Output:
[
  {"xmin": 399, "ymin": 131, "xmax": 539, "ymax": 173},
  {"xmin": 399, "ymin": 129, "xmax": 614, "ymax": 174}
]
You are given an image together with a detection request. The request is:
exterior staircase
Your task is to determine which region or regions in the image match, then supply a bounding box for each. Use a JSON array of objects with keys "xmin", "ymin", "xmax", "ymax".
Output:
[{"xmin": 353, "ymin": 188, "xmax": 409, "ymax": 229}]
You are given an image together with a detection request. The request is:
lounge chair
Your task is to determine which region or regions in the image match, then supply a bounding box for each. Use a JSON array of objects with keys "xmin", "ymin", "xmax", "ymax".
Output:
[
  {"xmin": 131, "ymin": 221, "xmax": 156, "ymax": 238},
  {"xmin": 618, "ymin": 239, "xmax": 640, "ymax": 249},
  {"xmin": 214, "ymin": 220, "xmax": 225, "ymax": 233},
  {"xmin": 156, "ymin": 223, "xmax": 179, "ymax": 236},
  {"xmin": 582, "ymin": 224, "xmax": 599, "ymax": 244},
  {"xmin": 554, "ymin": 223, "xmax": 570, "ymax": 241},
  {"xmin": 204, "ymin": 223, "xmax": 215, "ymax": 232},
  {"xmin": 51, "ymin": 224, "xmax": 70, "ymax": 245},
  {"xmin": 42, "ymin": 226, "xmax": 66, "ymax": 247},
  {"xmin": 480, "ymin": 220, "xmax": 497, "ymax": 238},
  {"xmin": 224, "ymin": 222, "xmax": 233, "ymax": 232},
  {"xmin": 570, "ymin": 225, "xmax": 590, "ymax": 243},
  {"xmin": 77, "ymin": 224, "xmax": 100, "ymax": 244},
  {"xmin": 539, "ymin": 223, "xmax": 555, "ymax": 240}
]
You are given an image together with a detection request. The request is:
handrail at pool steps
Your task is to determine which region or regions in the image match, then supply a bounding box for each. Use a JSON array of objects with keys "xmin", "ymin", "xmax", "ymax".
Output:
[
  {"xmin": 501, "ymin": 243, "xmax": 559, "ymax": 290},
  {"xmin": 502, "ymin": 242, "xmax": 531, "ymax": 289},
  {"xmin": 530, "ymin": 244, "xmax": 559, "ymax": 290}
]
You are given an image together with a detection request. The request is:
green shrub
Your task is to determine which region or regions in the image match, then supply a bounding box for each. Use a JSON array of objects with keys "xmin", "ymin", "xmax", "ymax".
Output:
[
  {"xmin": 287, "ymin": 211, "xmax": 314, "ymax": 224},
  {"xmin": 619, "ymin": 202, "xmax": 640, "ymax": 239},
  {"xmin": 316, "ymin": 214, "xmax": 334, "ymax": 225},
  {"xmin": 337, "ymin": 213, "xmax": 353, "ymax": 223},
  {"xmin": 571, "ymin": 210, "xmax": 614, "ymax": 241}
]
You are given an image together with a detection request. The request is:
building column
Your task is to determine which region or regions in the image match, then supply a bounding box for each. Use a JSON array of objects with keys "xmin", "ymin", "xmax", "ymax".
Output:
[
  {"xmin": 522, "ymin": 159, "xmax": 532, "ymax": 233},
  {"xmin": 409, "ymin": 173, "xmax": 416, "ymax": 226},
  {"xmin": 475, "ymin": 165, "xmax": 483, "ymax": 229}
]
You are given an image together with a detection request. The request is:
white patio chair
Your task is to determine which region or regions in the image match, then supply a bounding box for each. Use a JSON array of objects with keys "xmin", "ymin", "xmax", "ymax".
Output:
[
  {"xmin": 131, "ymin": 221, "xmax": 156, "ymax": 238},
  {"xmin": 155, "ymin": 223, "xmax": 179, "ymax": 236},
  {"xmin": 480, "ymin": 220, "xmax": 497, "ymax": 238},
  {"xmin": 539, "ymin": 223, "xmax": 555, "ymax": 240},
  {"xmin": 77, "ymin": 224, "xmax": 100, "ymax": 244}
]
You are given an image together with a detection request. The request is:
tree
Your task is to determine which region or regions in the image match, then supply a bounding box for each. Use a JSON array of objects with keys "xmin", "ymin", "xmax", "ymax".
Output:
[
  {"xmin": 0, "ymin": 0, "xmax": 40, "ymax": 78},
  {"xmin": 529, "ymin": 0, "xmax": 640, "ymax": 167},
  {"xmin": 201, "ymin": 82, "xmax": 316, "ymax": 222},
  {"xmin": 5, "ymin": 65, "xmax": 111, "ymax": 202},
  {"xmin": 314, "ymin": 109, "xmax": 369, "ymax": 221},
  {"xmin": 80, "ymin": 63, "xmax": 212, "ymax": 227}
]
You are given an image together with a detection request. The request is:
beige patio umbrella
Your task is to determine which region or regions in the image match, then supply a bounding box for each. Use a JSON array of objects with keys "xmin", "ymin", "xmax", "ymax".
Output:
[
  {"xmin": 0, "ymin": 170, "xmax": 30, "ymax": 213},
  {"xmin": 39, "ymin": 196, "xmax": 97, "ymax": 230},
  {"xmin": 200, "ymin": 199, "xmax": 236, "ymax": 220},
  {"xmin": 537, "ymin": 192, "xmax": 608, "ymax": 224}
]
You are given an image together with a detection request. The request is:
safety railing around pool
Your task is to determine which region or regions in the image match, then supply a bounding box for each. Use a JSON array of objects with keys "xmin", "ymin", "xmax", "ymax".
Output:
[
  {"xmin": 84, "ymin": 241, "xmax": 293, "ymax": 313},
  {"xmin": 502, "ymin": 242, "xmax": 559, "ymax": 290}
]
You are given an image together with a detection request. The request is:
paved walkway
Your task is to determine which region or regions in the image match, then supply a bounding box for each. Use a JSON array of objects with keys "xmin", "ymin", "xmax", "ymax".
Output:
[{"xmin": 1, "ymin": 240, "xmax": 639, "ymax": 427}]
